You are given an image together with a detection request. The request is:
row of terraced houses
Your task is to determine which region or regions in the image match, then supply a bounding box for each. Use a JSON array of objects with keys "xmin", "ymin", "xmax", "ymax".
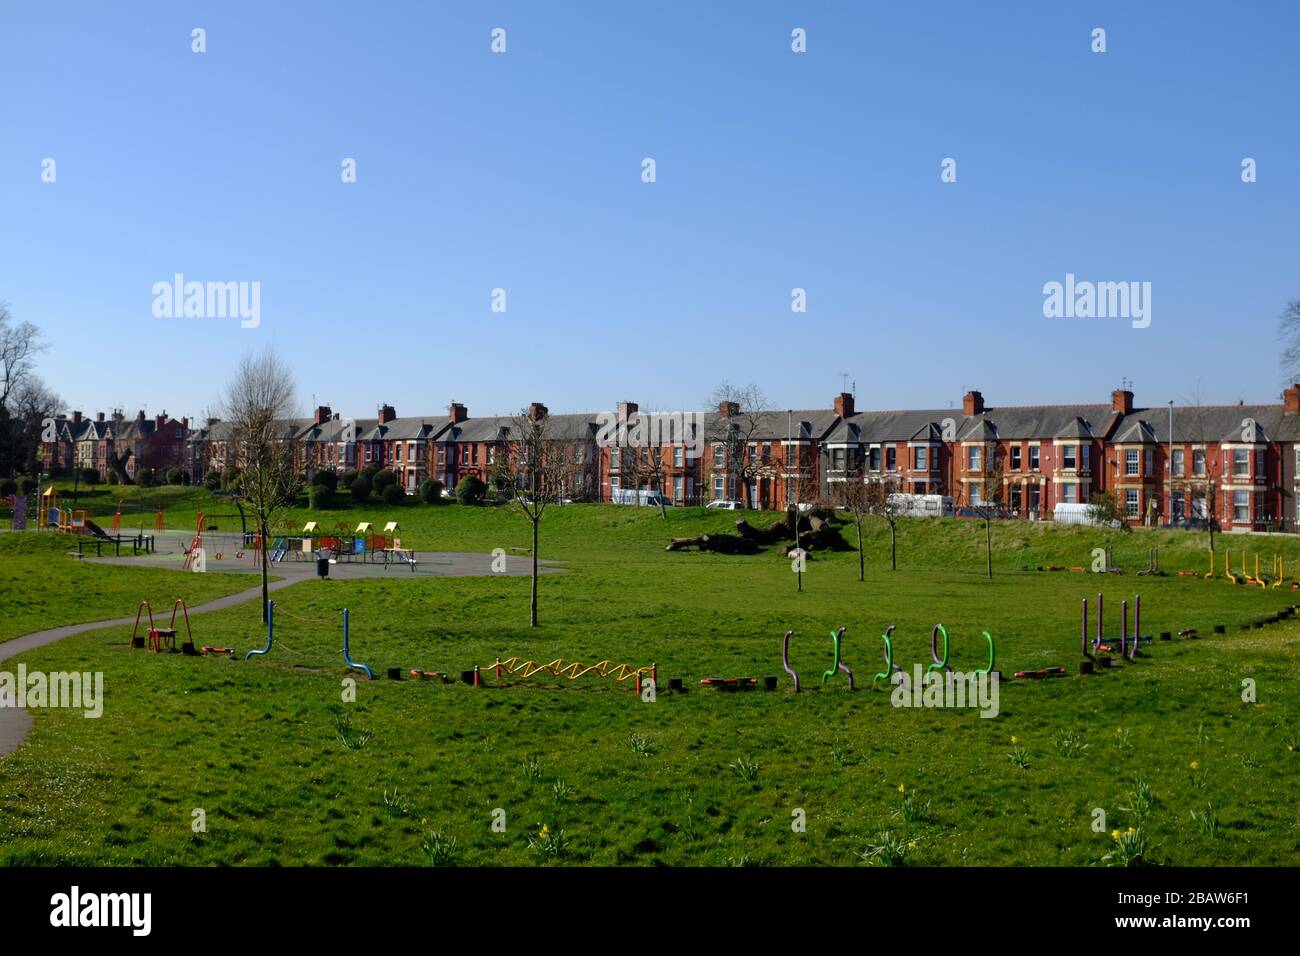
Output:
[{"xmin": 39, "ymin": 385, "xmax": 1300, "ymax": 532}]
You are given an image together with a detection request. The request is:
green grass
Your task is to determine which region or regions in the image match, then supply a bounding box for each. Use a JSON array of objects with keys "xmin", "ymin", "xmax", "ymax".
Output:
[
  {"xmin": 0, "ymin": 533, "xmax": 260, "ymax": 644},
  {"xmin": 1, "ymin": 499, "xmax": 1298, "ymax": 866}
]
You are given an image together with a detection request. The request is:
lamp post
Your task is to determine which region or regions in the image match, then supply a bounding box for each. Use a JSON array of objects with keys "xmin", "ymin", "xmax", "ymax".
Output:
[{"xmin": 786, "ymin": 410, "xmax": 793, "ymax": 510}]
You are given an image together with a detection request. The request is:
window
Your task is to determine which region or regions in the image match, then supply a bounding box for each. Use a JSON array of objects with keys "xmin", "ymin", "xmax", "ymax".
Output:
[
  {"xmin": 886, "ymin": 447, "xmax": 897, "ymax": 471},
  {"xmin": 1062, "ymin": 445, "xmax": 1076, "ymax": 470},
  {"xmin": 1193, "ymin": 448, "xmax": 1206, "ymax": 476},
  {"xmin": 1234, "ymin": 490, "xmax": 1249, "ymax": 522},
  {"xmin": 1010, "ymin": 486, "xmax": 1022, "ymax": 512},
  {"xmin": 1193, "ymin": 494, "xmax": 1206, "ymax": 518},
  {"xmin": 1029, "ymin": 446, "xmax": 1040, "ymax": 470},
  {"xmin": 713, "ymin": 476, "xmax": 725, "ymax": 500},
  {"xmin": 831, "ymin": 448, "xmax": 846, "ymax": 471},
  {"xmin": 1125, "ymin": 450, "xmax": 1139, "ymax": 476},
  {"xmin": 713, "ymin": 445, "xmax": 724, "ymax": 468},
  {"xmin": 1082, "ymin": 445, "xmax": 1090, "ymax": 470},
  {"xmin": 869, "ymin": 446, "xmax": 881, "ymax": 471},
  {"xmin": 1125, "ymin": 489, "xmax": 1139, "ymax": 517},
  {"xmin": 1010, "ymin": 446, "xmax": 1022, "ymax": 471},
  {"xmin": 915, "ymin": 446, "xmax": 928, "ymax": 471},
  {"xmin": 396, "ymin": 444, "xmax": 403, "ymax": 463},
  {"xmin": 1255, "ymin": 450, "xmax": 1264, "ymax": 479},
  {"xmin": 1145, "ymin": 449, "xmax": 1153, "ymax": 475},
  {"xmin": 1061, "ymin": 483, "xmax": 1077, "ymax": 504},
  {"xmin": 611, "ymin": 447, "xmax": 620, "ymax": 470},
  {"xmin": 1173, "ymin": 490, "xmax": 1185, "ymax": 519},
  {"xmin": 488, "ymin": 446, "xmax": 495, "ymax": 465},
  {"xmin": 967, "ymin": 446, "xmax": 981, "ymax": 471},
  {"xmin": 1234, "ymin": 449, "xmax": 1248, "ymax": 477},
  {"xmin": 673, "ymin": 476, "xmax": 683, "ymax": 500},
  {"xmin": 1172, "ymin": 449, "xmax": 1184, "ymax": 476},
  {"xmin": 969, "ymin": 482, "xmax": 982, "ymax": 505},
  {"xmin": 674, "ymin": 446, "xmax": 683, "ymax": 467}
]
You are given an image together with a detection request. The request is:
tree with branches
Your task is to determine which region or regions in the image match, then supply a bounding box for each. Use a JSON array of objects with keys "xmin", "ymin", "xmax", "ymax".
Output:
[
  {"xmin": 0, "ymin": 302, "xmax": 48, "ymax": 478},
  {"xmin": 508, "ymin": 406, "xmax": 578, "ymax": 627},
  {"xmin": 705, "ymin": 381, "xmax": 769, "ymax": 508},
  {"xmin": 864, "ymin": 473, "xmax": 906, "ymax": 572},
  {"xmin": 220, "ymin": 350, "xmax": 302, "ymax": 622}
]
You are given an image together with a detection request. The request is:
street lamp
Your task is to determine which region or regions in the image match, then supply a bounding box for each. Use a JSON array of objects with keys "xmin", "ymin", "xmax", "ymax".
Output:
[{"xmin": 1168, "ymin": 400, "xmax": 1174, "ymax": 527}]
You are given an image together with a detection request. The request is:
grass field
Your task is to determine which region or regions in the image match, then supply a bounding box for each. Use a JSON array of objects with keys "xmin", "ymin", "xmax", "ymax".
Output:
[{"xmin": 2, "ymin": 490, "xmax": 1299, "ymax": 866}]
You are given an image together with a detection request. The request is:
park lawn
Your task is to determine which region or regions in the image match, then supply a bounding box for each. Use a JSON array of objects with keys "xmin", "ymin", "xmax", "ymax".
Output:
[
  {"xmin": 0, "ymin": 533, "xmax": 261, "ymax": 645},
  {"xmin": 0, "ymin": 505, "xmax": 1298, "ymax": 866}
]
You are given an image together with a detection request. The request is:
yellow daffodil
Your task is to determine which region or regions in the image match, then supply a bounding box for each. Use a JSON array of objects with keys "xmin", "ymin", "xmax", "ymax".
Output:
[
  {"xmin": 1011, "ymin": 736, "xmax": 1019, "ymax": 745},
  {"xmin": 539, "ymin": 824, "xmax": 549, "ymax": 839},
  {"xmin": 1190, "ymin": 760, "xmax": 1199, "ymax": 770},
  {"xmin": 898, "ymin": 784, "xmax": 906, "ymax": 794},
  {"xmin": 1127, "ymin": 827, "xmax": 1136, "ymax": 835},
  {"xmin": 1111, "ymin": 828, "xmax": 1120, "ymax": 840},
  {"xmin": 908, "ymin": 841, "xmax": 917, "ymax": 850}
]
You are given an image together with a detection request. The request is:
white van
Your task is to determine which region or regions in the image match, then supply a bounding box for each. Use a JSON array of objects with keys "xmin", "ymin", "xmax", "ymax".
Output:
[{"xmin": 612, "ymin": 488, "xmax": 672, "ymax": 507}]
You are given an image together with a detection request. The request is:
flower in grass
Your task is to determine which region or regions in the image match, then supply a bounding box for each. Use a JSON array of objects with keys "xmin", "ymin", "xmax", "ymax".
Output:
[
  {"xmin": 539, "ymin": 824, "xmax": 550, "ymax": 839},
  {"xmin": 1111, "ymin": 829, "xmax": 1121, "ymax": 840},
  {"xmin": 897, "ymin": 784, "xmax": 906, "ymax": 794},
  {"xmin": 1190, "ymin": 760, "xmax": 1199, "ymax": 770},
  {"xmin": 908, "ymin": 841, "xmax": 917, "ymax": 850},
  {"xmin": 1011, "ymin": 736, "xmax": 1019, "ymax": 745}
]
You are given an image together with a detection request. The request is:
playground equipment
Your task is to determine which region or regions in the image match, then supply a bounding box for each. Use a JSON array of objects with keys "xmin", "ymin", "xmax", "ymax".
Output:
[
  {"xmin": 1224, "ymin": 549, "xmax": 1240, "ymax": 585},
  {"xmin": 873, "ymin": 625, "xmax": 904, "ymax": 684},
  {"xmin": 1080, "ymin": 593, "xmax": 1145, "ymax": 671},
  {"xmin": 110, "ymin": 500, "xmax": 123, "ymax": 534},
  {"xmin": 820, "ymin": 626, "xmax": 853, "ymax": 689},
  {"xmin": 182, "ymin": 513, "xmax": 205, "ymax": 571},
  {"xmin": 408, "ymin": 669, "xmax": 450, "ymax": 681},
  {"xmin": 477, "ymin": 656, "xmax": 654, "ymax": 693},
  {"xmin": 782, "ymin": 630, "xmax": 799, "ymax": 692},
  {"xmin": 129, "ymin": 599, "xmax": 193, "ymax": 653},
  {"xmin": 1136, "ymin": 548, "xmax": 1161, "ymax": 576},
  {"xmin": 244, "ymin": 602, "xmax": 274, "ymax": 661},
  {"xmin": 201, "ymin": 646, "xmax": 236, "ymax": 657},
  {"xmin": 38, "ymin": 486, "xmax": 60, "ymax": 529},
  {"xmin": 929, "ymin": 624, "xmax": 952, "ymax": 683},
  {"xmin": 342, "ymin": 609, "xmax": 374, "ymax": 679}
]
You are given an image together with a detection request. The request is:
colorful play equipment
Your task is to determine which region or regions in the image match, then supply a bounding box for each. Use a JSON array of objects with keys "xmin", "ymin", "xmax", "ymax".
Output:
[
  {"xmin": 476, "ymin": 656, "xmax": 655, "ymax": 693},
  {"xmin": 182, "ymin": 512, "xmax": 205, "ymax": 571},
  {"xmin": 200, "ymin": 646, "xmax": 236, "ymax": 657},
  {"xmin": 110, "ymin": 500, "xmax": 123, "ymax": 534},
  {"xmin": 782, "ymin": 629, "xmax": 799, "ymax": 692},
  {"xmin": 700, "ymin": 676, "xmax": 758, "ymax": 689},
  {"xmin": 244, "ymin": 601, "xmax": 275, "ymax": 661},
  {"xmin": 129, "ymin": 599, "xmax": 193, "ymax": 653},
  {"xmin": 1014, "ymin": 667, "xmax": 1067, "ymax": 679},
  {"xmin": 929, "ymin": 624, "xmax": 952, "ymax": 682},
  {"xmin": 1136, "ymin": 548, "xmax": 1161, "ymax": 576},
  {"xmin": 342, "ymin": 608, "xmax": 374, "ymax": 679},
  {"xmin": 1080, "ymin": 592, "xmax": 1145, "ymax": 671},
  {"xmin": 873, "ymin": 625, "xmax": 904, "ymax": 683},
  {"xmin": 820, "ymin": 626, "xmax": 853, "ymax": 689}
]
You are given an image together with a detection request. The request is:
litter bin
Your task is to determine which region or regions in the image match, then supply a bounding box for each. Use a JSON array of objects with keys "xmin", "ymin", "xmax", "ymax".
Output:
[{"xmin": 317, "ymin": 557, "xmax": 330, "ymax": 578}]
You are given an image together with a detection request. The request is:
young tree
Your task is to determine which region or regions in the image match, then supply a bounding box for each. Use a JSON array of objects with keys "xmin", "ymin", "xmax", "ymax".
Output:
[
  {"xmin": 864, "ymin": 474, "xmax": 906, "ymax": 572},
  {"xmin": 968, "ymin": 445, "xmax": 1005, "ymax": 580},
  {"xmin": 831, "ymin": 465, "xmax": 870, "ymax": 582},
  {"xmin": 220, "ymin": 350, "xmax": 301, "ymax": 622},
  {"xmin": 705, "ymin": 381, "xmax": 770, "ymax": 508},
  {"xmin": 1178, "ymin": 387, "xmax": 1223, "ymax": 550},
  {"xmin": 508, "ymin": 406, "xmax": 577, "ymax": 627}
]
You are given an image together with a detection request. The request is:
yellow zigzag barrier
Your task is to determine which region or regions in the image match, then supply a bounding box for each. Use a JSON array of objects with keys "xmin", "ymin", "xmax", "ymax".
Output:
[{"xmin": 479, "ymin": 657, "xmax": 655, "ymax": 692}]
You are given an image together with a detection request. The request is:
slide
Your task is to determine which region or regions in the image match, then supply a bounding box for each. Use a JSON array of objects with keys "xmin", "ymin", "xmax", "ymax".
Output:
[{"xmin": 83, "ymin": 519, "xmax": 111, "ymax": 540}]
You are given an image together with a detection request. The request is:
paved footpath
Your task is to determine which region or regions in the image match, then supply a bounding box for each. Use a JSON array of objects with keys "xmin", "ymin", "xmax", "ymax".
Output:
[{"xmin": 0, "ymin": 577, "xmax": 298, "ymax": 758}]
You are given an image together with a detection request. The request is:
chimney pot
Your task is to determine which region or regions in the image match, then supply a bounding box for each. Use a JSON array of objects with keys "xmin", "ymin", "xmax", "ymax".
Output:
[
  {"xmin": 1111, "ymin": 388, "xmax": 1134, "ymax": 415},
  {"xmin": 834, "ymin": 392, "xmax": 855, "ymax": 417},
  {"xmin": 1285, "ymin": 385, "xmax": 1300, "ymax": 414},
  {"xmin": 962, "ymin": 390, "xmax": 984, "ymax": 416},
  {"xmin": 449, "ymin": 402, "xmax": 468, "ymax": 424}
]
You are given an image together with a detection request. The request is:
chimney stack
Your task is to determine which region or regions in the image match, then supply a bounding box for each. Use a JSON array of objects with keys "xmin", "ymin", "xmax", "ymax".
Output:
[
  {"xmin": 72, "ymin": 410, "xmax": 82, "ymax": 426},
  {"xmin": 834, "ymin": 392, "xmax": 855, "ymax": 417},
  {"xmin": 314, "ymin": 405, "xmax": 332, "ymax": 425},
  {"xmin": 528, "ymin": 402, "xmax": 549, "ymax": 421},
  {"xmin": 155, "ymin": 412, "xmax": 167, "ymax": 429},
  {"xmin": 1111, "ymin": 388, "xmax": 1134, "ymax": 415},
  {"xmin": 718, "ymin": 401, "xmax": 740, "ymax": 417},
  {"xmin": 449, "ymin": 402, "xmax": 468, "ymax": 424},
  {"xmin": 379, "ymin": 404, "xmax": 396, "ymax": 424},
  {"xmin": 962, "ymin": 390, "xmax": 984, "ymax": 416},
  {"xmin": 1285, "ymin": 385, "xmax": 1300, "ymax": 414},
  {"xmin": 96, "ymin": 411, "xmax": 105, "ymax": 423},
  {"xmin": 617, "ymin": 401, "xmax": 639, "ymax": 422}
]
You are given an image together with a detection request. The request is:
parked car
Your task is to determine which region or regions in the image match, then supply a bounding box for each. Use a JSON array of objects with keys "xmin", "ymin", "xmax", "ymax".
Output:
[
  {"xmin": 706, "ymin": 499, "xmax": 745, "ymax": 510},
  {"xmin": 612, "ymin": 488, "xmax": 672, "ymax": 507}
]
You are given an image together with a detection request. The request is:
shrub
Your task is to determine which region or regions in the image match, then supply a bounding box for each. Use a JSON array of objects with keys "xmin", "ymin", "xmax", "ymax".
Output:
[
  {"xmin": 203, "ymin": 471, "xmax": 222, "ymax": 491},
  {"xmin": 135, "ymin": 467, "xmax": 154, "ymax": 487},
  {"xmin": 19, "ymin": 477, "xmax": 35, "ymax": 495},
  {"xmin": 419, "ymin": 479, "xmax": 443, "ymax": 504},
  {"xmin": 350, "ymin": 476, "xmax": 371, "ymax": 502},
  {"xmin": 360, "ymin": 463, "xmax": 382, "ymax": 482},
  {"xmin": 166, "ymin": 467, "xmax": 187, "ymax": 485},
  {"xmin": 0, "ymin": 479, "xmax": 16, "ymax": 497},
  {"xmin": 80, "ymin": 468, "xmax": 101, "ymax": 486},
  {"xmin": 373, "ymin": 469, "xmax": 398, "ymax": 494},
  {"xmin": 339, "ymin": 469, "xmax": 358, "ymax": 488},
  {"xmin": 309, "ymin": 484, "xmax": 335, "ymax": 510},
  {"xmin": 456, "ymin": 475, "xmax": 487, "ymax": 506},
  {"xmin": 382, "ymin": 483, "xmax": 406, "ymax": 506},
  {"xmin": 312, "ymin": 468, "xmax": 338, "ymax": 492},
  {"xmin": 106, "ymin": 471, "xmax": 119, "ymax": 486}
]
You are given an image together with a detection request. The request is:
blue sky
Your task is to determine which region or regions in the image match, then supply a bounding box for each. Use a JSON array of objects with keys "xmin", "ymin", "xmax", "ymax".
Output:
[{"xmin": 2, "ymin": 1, "xmax": 1297, "ymax": 423}]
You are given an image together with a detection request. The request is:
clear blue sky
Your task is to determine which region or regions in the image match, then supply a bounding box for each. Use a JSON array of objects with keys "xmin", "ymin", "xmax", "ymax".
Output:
[{"xmin": 2, "ymin": 1, "xmax": 1297, "ymax": 423}]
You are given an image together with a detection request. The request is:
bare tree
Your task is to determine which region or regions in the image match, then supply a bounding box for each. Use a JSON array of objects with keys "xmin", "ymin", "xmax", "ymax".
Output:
[
  {"xmin": 1178, "ymin": 386, "xmax": 1222, "ymax": 550},
  {"xmin": 969, "ymin": 445, "xmax": 1005, "ymax": 580},
  {"xmin": 831, "ymin": 464, "xmax": 870, "ymax": 581},
  {"xmin": 221, "ymin": 350, "xmax": 301, "ymax": 622},
  {"xmin": 508, "ymin": 407, "xmax": 577, "ymax": 627},
  {"xmin": 705, "ymin": 381, "xmax": 769, "ymax": 507},
  {"xmin": 865, "ymin": 474, "xmax": 906, "ymax": 571},
  {"xmin": 9, "ymin": 376, "xmax": 61, "ymax": 478},
  {"xmin": 0, "ymin": 303, "xmax": 47, "ymax": 477},
  {"xmin": 1277, "ymin": 298, "xmax": 1300, "ymax": 385}
]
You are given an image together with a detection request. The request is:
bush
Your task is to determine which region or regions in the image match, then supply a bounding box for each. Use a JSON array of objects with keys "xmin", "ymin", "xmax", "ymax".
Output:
[
  {"xmin": 350, "ymin": 476, "xmax": 372, "ymax": 502},
  {"xmin": 106, "ymin": 471, "xmax": 119, "ymax": 485},
  {"xmin": 80, "ymin": 468, "xmax": 101, "ymax": 486},
  {"xmin": 382, "ymin": 483, "xmax": 406, "ymax": 506},
  {"xmin": 419, "ymin": 479, "xmax": 444, "ymax": 504},
  {"xmin": 309, "ymin": 484, "xmax": 335, "ymax": 510},
  {"xmin": 204, "ymin": 471, "xmax": 222, "ymax": 491},
  {"xmin": 0, "ymin": 479, "xmax": 16, "ymax": 497},
  {"xmin": 18, "ymin": 477, "xmax": 36, "ymax": 496},
  {"xmin": 373, "ymin": 469, "xmax": 398, "ymax": 494},
  {"xmin": 312, "ymin": 468, "xmax": 338, "ymax": 492},
  {"xmin": 339, "ymin": 469, "xmax": 358, "ymax": 488},
  {"xmin": 360, "ymin": 463, "xmax": 382, "ymax": 483},
  {"xmin": 456, "ymin": 475, "xmax": 487, "ymax": 506},
  {"xmin": 221, "ymin": 467, "xmax": 241, "ymax": 491},
  {"xmin": 166, "ymin": 467, "xmax": 187, "ymax": 485},
  {"xmin": 135, "ymin": 467, "xmax": 155, "ymax": 487}
]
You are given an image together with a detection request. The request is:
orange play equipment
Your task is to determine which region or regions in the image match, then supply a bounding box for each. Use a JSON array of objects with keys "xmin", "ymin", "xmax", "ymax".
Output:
[{"xmin": 130, "ymin": 599, "xmax": 194, "ymax": 653}]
